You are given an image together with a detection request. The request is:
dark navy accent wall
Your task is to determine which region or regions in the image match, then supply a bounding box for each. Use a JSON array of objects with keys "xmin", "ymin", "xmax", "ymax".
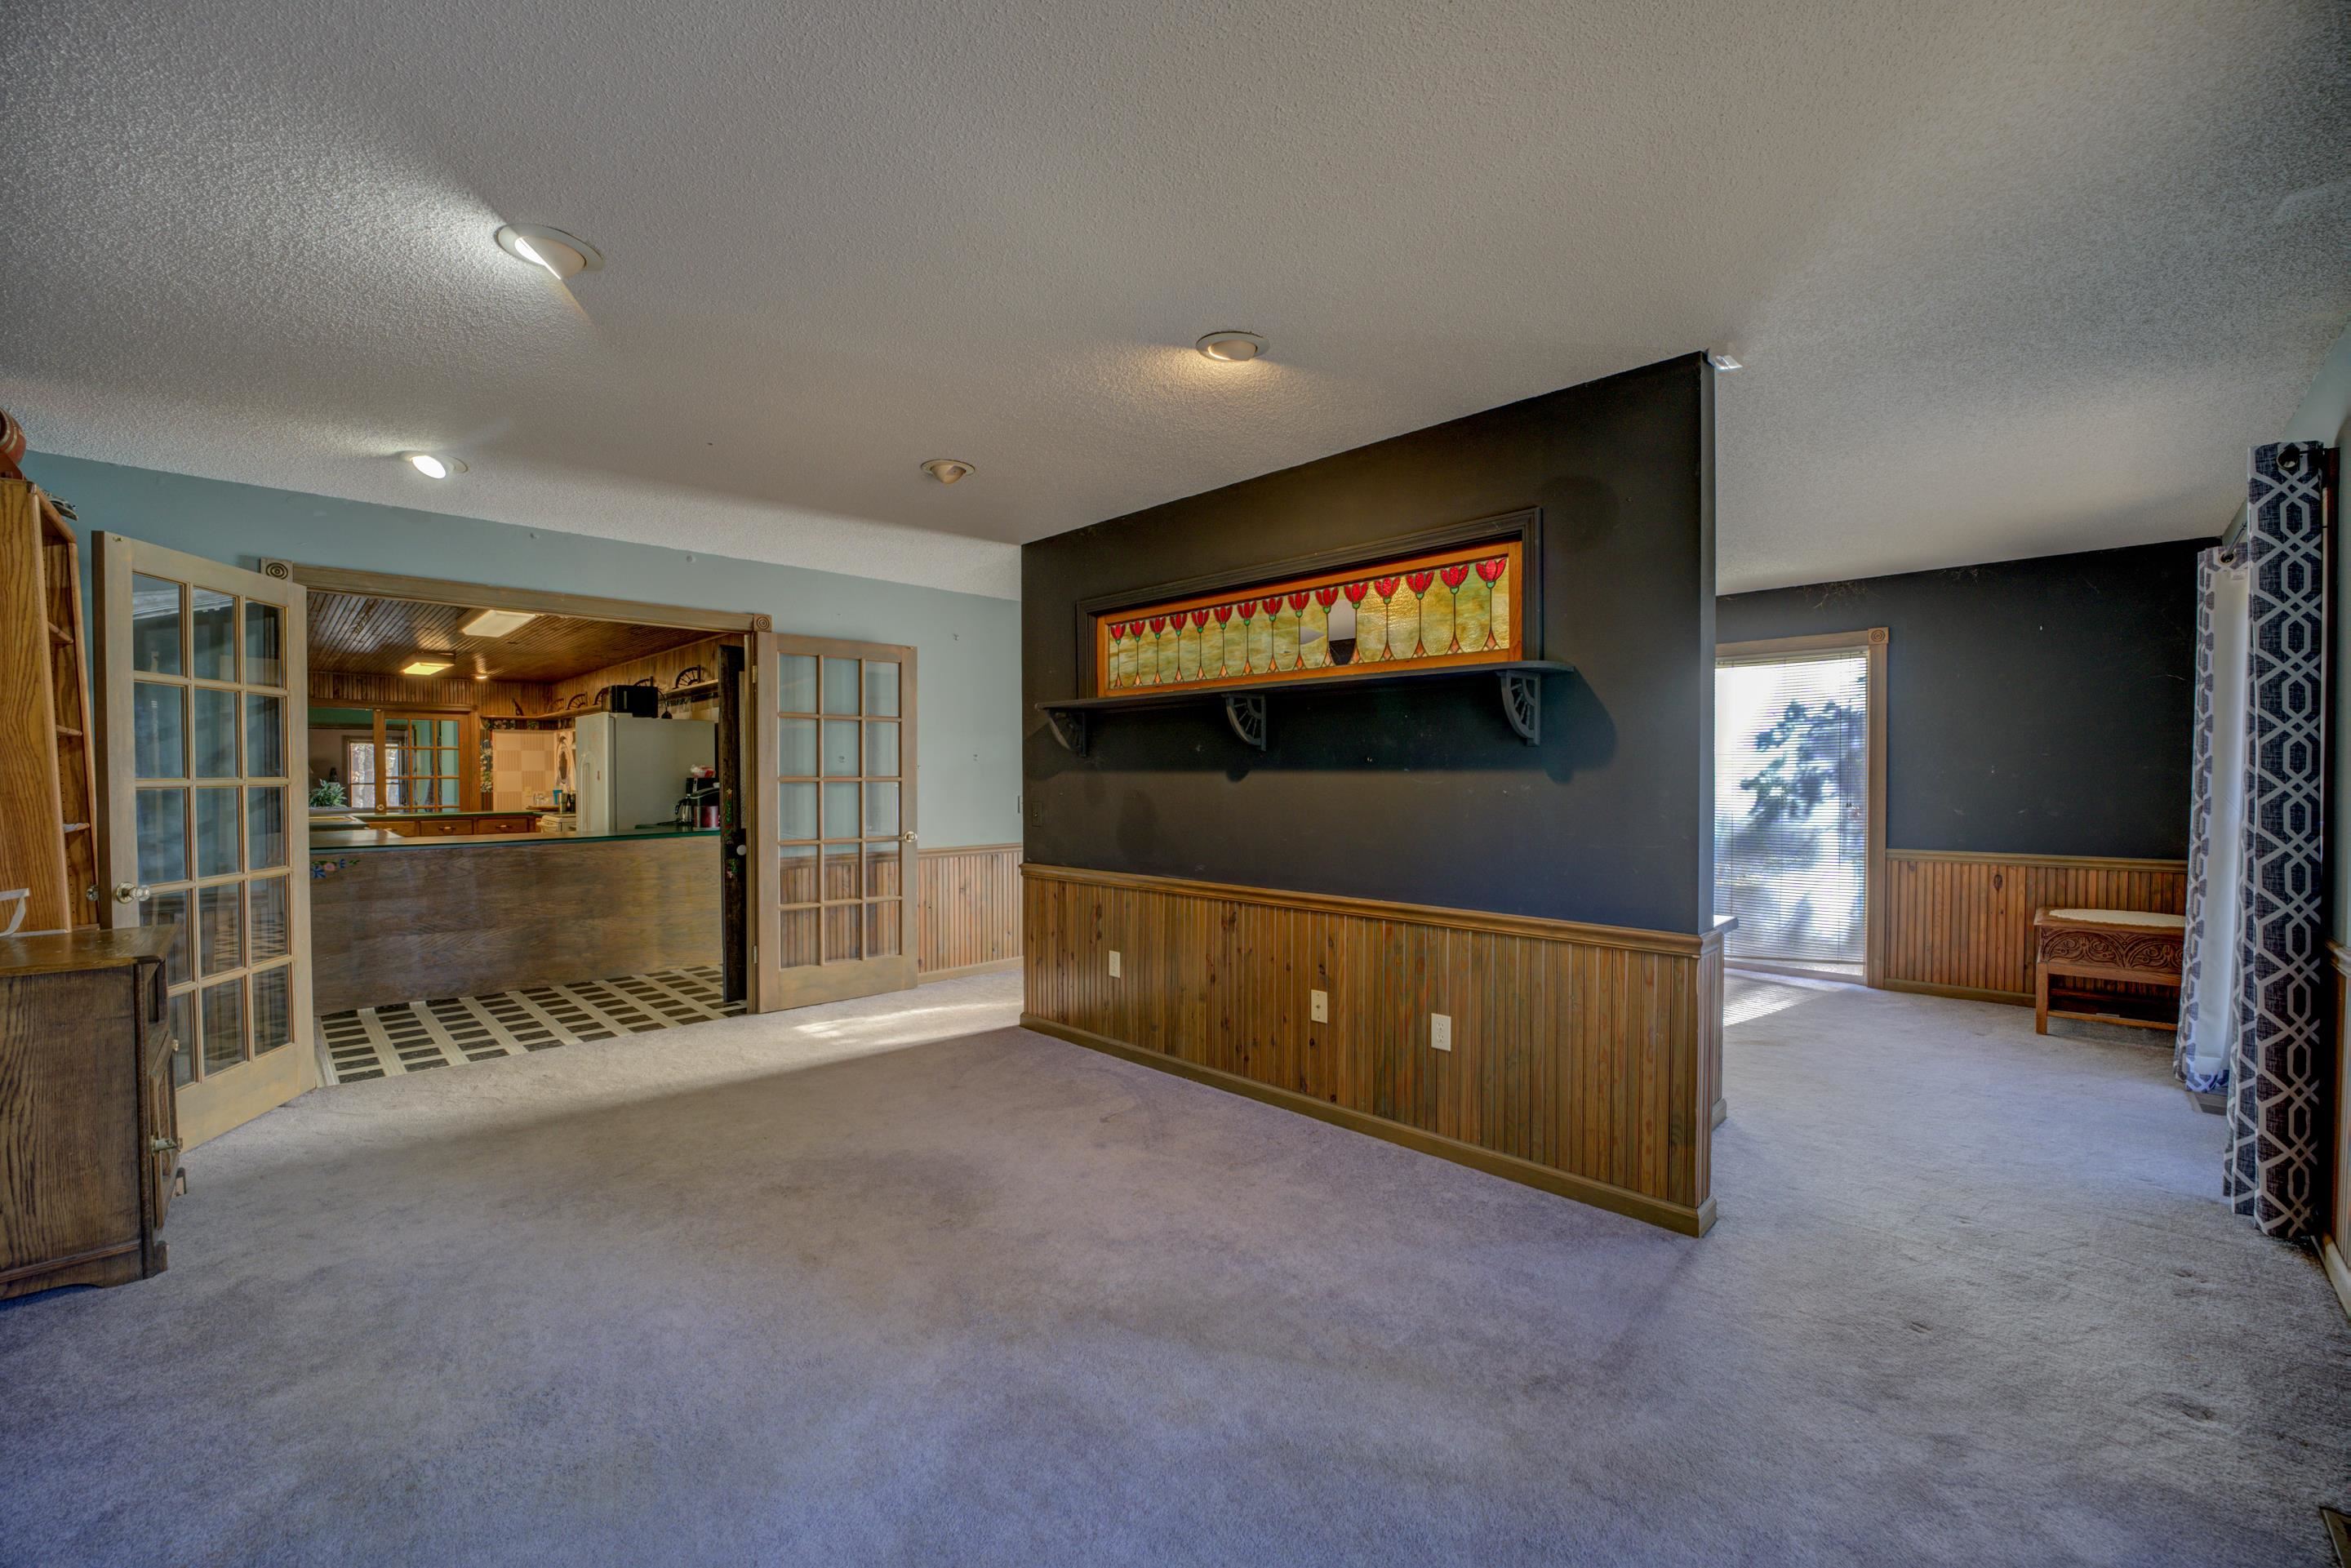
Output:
[
  {"xmin": 1021, "ymin": 355, "xmax": 1718, "ymax": 935},
  {"xmin": 1717, "ymin": 540, "xmax": 2204, "ymax": 860}
]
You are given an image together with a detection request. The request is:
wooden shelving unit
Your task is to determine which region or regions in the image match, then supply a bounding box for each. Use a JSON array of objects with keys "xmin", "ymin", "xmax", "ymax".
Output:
[
  {"xmin": 0, "ymin": 462, "xmax": 99, "ymax": 935},
  {"xmin": 1038, "ymin": 659, "xmax": 1575, "ymax": 755}
]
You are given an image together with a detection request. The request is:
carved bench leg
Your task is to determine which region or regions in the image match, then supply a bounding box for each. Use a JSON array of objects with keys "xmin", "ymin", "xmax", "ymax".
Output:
[{"xmin": 2034, "ymin": 962, "xmax": 2050, "ymax": 1035}]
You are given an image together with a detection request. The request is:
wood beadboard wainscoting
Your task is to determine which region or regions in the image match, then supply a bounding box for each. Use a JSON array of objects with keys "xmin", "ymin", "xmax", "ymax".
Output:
[
  {"xmin": 1882, "ymin": 850, "xmax": 2189, "ymax": 1004},
  {"xmin": 1020, "ymin": 865, "xmax": 1722, "ymax": 1236},
  {"xmin": 917, "ymin": 844, "xmax": 1023, "ymax": 979}
]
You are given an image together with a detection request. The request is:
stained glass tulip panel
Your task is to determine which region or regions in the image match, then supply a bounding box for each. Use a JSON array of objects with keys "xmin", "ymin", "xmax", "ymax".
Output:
[{"xmin": 1092, "ymin": 539, "xmax": 1522, "ymax": 696}]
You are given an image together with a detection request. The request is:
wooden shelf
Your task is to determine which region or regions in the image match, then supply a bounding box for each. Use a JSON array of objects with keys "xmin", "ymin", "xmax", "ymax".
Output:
[{"xmin": 1038, "ymin": 659, "xmax": 1575, "ymax": 754}]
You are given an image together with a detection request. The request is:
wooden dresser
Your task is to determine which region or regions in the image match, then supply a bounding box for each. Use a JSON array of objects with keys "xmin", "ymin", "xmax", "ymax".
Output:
[{"xmin": 0, "ymin": 927, "xmax": 183, "ymax": 1299}]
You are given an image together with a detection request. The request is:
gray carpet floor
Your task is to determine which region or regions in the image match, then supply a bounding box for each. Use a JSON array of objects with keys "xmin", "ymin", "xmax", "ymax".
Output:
[{"xmin": 2, "ymin": 971, "xmax": 2346, "ymax": 1566}]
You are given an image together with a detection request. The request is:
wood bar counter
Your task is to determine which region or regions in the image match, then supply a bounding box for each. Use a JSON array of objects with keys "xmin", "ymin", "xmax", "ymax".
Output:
[{"xmin": 309, "ymin": 828, "xmax": 722, "ymax": 1014}]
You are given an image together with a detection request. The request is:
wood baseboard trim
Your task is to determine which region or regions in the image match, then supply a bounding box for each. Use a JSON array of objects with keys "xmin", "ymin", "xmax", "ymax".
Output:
[
  {"xmin": 1020, "ymin": 863, "xmax": 1723, "ymax": 958},
  {"xmin": 1879, "ymin": 977, "xmax": 2032, "ymax": 1006},
  {"xmin": 2324, "ymin": 1237, "xmax": 2351, "ymax": 1329},
  {"xmin": 1886, "ymin": 849, "xmax": 2189, "ymax": 872},
  {"xmin": 918, "ymin": 957, "xmax": 1020, "ymax": 983},
  {"xmin": 1020, "ymin": 1012, "xmax": 1716, "ymax": 1238}
]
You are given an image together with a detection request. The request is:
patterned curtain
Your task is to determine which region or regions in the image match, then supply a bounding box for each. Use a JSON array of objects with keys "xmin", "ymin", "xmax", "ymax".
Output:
[
  {"xmin": 2224, "ymin": 440, "xmax": 2331, "ymax": 1239},
  {"xmin": 2174, "ymin": 550, "xmax": 2247, "ymax": 1093}
]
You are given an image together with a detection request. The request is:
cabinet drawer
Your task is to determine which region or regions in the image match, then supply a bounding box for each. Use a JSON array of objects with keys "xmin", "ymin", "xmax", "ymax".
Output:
[{"xmin": 417, "ymin": 817, "xmax": 473, "ymax": 836}]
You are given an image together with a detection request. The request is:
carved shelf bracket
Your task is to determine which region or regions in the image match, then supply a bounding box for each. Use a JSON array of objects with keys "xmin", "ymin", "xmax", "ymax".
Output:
[
  {"xmin": 1034, "ymin": 660, "xmax": 1571, "ymax": 757},
  {"xmin": 1224, "ymin": 693, "xmax": 1268, "ymax": 750},
  {"xmin": 1499, "ymin": 671, "xmax": 1540, "ymax": 744},
  {"xmin": 1042, "ymin": 708, "xmax": 1089, "ymax": 757}
]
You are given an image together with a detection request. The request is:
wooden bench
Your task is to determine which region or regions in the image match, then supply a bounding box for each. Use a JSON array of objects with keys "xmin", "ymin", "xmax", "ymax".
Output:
[{"xmin": 2032, "ymin": 907, "xmax": 2185, "ymax": 1034}]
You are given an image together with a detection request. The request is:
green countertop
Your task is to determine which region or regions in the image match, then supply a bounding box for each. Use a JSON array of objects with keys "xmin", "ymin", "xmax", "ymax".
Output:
[{"xmin": 310, "ymin": 826, "xmax": 721, "ymax": 854}]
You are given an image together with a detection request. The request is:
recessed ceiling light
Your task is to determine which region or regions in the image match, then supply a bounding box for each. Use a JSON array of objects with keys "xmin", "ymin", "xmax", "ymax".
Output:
[
  {"xmin": 400, "ymin": 451, "xmax": 467, "ymax": 478},
  {"xmin": 1197, "ymin": 331, "xmax": 1267, "ymax": 362},
  {"xmin": 920, "ymin": 458, "xmax": 975, "ymax": 485},
  {"xmin": 1708, "ymin": 350, "xmax": 1744, "ymax": 371},
  {"xmin": 460, "ymin": 608, "xmax": 539, "ymax": 638},
  {"xmin": 473, "ymin": 673, "xmax": 490, "ymax": 682},
  {"xmin": 495, "ymin": 224, "xmax": 603, "ymax": 281},
  {"xmin": 402, "ymin": 659, "xmax": 453, "ymax": 676}
]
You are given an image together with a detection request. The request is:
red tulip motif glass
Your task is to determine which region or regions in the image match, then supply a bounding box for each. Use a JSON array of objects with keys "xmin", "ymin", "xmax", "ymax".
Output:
[
  {"xmin": 1371, "ymin": 577, "xmax": 1402, "ymax": 662},
  {"xmin": 1474, "ymin": 557, "xmax": 1508, "ymax": 650},
  {"xmin": 1404, "ymin": 571, "xmax": 1437, "ymax": 658},
  {"xmin": 1438, "ymin": 564, "xmax": 1471, "ymax": 653}
]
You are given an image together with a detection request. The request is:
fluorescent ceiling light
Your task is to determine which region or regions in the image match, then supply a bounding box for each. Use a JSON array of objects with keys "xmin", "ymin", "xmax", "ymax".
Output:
[
  {"xmin": 402, "ymin": 659, "xmax": 453, "ymax": 676},
  {"xmin": 460, "ymin": 608, "xmax": 539, "ymax": 638}
]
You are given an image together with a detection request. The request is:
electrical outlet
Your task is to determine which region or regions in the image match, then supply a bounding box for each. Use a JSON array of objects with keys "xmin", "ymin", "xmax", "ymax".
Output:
[
  {"xmin": 1310, "ymin": 988, "xmax": 1328, "ymax": 1023},
  {"xmin": 1430, "ymin": 1012, "xmax": 1453, "ymax": 1052},
  {"xmin": 1108, "ymin": 949, "xmax": 1122, "ymax": 979}
]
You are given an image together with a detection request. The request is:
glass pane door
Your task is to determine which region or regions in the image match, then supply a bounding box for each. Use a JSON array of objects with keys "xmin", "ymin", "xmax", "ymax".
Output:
[
  {"xmin": 380, "ymin": 713, "xmax": 464, "ymax": 811},
  {"xmin": 757, "ymin": 634, "xmax": 915, "ymax": 1010},
  {"xmin": 101, "ymin": 532, "xmax": 313, "ymax": 1146},
  {"xmin": 1713, "ymin": 651, "xmax": 1869, "ymax": 965}
]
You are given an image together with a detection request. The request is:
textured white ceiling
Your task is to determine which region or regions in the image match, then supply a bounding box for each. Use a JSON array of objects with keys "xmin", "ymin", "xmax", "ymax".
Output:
[{"xmin": 3, "ymin": 0, "xmax": 2347, "ymax": 600}]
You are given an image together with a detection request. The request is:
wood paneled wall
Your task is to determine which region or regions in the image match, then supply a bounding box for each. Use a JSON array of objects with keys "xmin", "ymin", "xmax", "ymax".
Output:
[
  {"xmin": 918, "ymin": 844, "xmax": 1021, "ymax": 977},
  {"xmin": 1021, "ymin": 864, "xmax": 1720, "ymax": 1235},
  {"xmin": 547, "ymin": 635, "xmax": 736, "ymax": 711},
  {"xmin": 309, "ymin": 670, "xmax": 550, "ymax": 716},
  {"xmin": 1882, "ymin": 850, "xmax": 2188, "ymax": 1002}
]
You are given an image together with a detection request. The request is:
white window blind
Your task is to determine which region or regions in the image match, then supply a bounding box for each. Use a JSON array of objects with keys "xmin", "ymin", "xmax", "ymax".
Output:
[{"xmin": 1714, "ymin": 651, "xmax": 1869, "ymax": 963}]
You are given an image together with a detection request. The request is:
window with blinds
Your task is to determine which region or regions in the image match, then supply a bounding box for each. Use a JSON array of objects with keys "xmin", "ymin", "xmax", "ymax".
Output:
[{"xmin": 1714, "ymin": 651, "xmax": 1869, "ymax": 963}]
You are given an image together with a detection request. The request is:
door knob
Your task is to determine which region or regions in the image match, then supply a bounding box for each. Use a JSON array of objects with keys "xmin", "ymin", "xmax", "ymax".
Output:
[{"xmin": 114, "ymin": 884, "xmax": 153, "ymax": 904}]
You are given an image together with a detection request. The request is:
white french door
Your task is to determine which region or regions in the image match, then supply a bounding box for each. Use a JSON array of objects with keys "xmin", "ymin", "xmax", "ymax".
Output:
[
  {"xmin": 751, "ymin": 633, "xmax": 918, "ymax": 1011},
  {"xmin": 95, "ymin": 535, "xmax": 315, "ymax": 1147}
]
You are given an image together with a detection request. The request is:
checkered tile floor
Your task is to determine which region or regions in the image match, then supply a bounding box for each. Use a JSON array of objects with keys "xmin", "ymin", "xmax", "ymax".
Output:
[{"xmin": 318, "ymin": 966, "xmax": 744, "ymax": 1084}]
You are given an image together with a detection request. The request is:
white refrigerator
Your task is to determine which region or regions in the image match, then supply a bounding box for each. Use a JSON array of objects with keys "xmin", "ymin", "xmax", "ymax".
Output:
[{"xmin": 573, "ymin": 713, "xmax": 714, "ymax": 834}]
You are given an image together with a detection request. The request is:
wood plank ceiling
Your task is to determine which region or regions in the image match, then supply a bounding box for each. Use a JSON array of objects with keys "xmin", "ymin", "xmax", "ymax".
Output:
[{"xmin": 306, "ymin": 592, "xmax": 714, "ymax": 683}]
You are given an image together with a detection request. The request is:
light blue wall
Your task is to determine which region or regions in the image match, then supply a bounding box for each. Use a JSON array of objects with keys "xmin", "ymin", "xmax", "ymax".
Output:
[{"xmin": 24, "ymin": 455, "xmax": 1023, "ymax": 850}]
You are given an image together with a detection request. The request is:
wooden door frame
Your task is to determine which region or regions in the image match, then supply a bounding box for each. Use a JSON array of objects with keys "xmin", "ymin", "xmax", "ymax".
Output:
[
  {"xmin": 94, "ymin": 532, "xmax": 317, "ymax": 1147},
  {"xmin": 1714, "ymin": 628, "xmax": 1890, "ymax": 988},
  {"xmin": 368, "ymin": 707, "xmax": 482, "ymax": 813},
  {"xmin": 270, "ymin": 561, "xmax": 774, "ymax": 1000},
  {"xmin": 266, "ymin": 562, "xmax": 766, "ymax": 636},
  {"xmin": 751, "ymin": 631, "xmax": 919, "ymax": 1012}
]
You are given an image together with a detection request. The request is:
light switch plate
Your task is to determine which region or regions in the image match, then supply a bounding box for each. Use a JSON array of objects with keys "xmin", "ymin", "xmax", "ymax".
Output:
[
  {"xmin": 1310, "ymin": 988, "xmax": 1328, "ymax": 1023},
  {"xmin": 1108, "ymin": 949, "xmax": 1122, "ymax": 979},
  {"xmin": 1430, "ymin": 1013, "xmax": 1453, "ymax": 1052}
]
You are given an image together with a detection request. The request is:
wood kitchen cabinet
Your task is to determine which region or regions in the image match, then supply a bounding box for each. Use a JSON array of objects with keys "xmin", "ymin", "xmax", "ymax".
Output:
[
  {"xmin": 0, "ymin": 926, "xmax": 183, "ymax": 1300},
  {"xmin": 358, "ymin": 813, "xmax": 541, "ymax": 837}
]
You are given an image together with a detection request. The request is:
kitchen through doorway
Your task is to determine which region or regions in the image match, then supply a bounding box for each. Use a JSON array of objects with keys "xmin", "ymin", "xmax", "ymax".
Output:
[{"xmin": 287, "ymin": 570, "xmax": 761, "ymax": 1095}]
